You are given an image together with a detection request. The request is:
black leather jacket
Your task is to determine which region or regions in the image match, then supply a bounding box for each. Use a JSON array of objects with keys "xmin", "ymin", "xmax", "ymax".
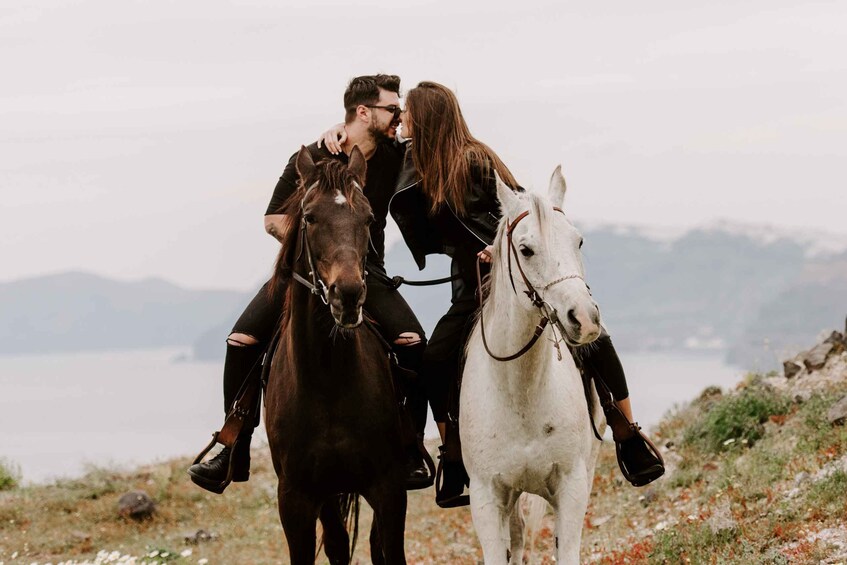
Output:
[{"xmin": 388, "ymin": 146, "xmax": 512, "ymax": 270}]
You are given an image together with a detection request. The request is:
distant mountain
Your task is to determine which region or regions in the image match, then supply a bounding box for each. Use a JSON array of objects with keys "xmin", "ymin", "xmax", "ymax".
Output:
[
  {"xmin": 4, "ymin": 221, "xmax": 845, "ymax": 370},
  {"xmin": 0, "ymin": 271, "xmax": 250, "ymax": 355},
  {"xmin": 580, "ymin": 224, "xmax": 846, "ymax": 369}
]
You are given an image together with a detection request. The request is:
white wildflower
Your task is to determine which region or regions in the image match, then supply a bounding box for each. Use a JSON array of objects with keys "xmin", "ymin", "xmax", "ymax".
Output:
[
  {"xmin": 147, "ymin": 552, "xmax": 159, "ymax": 559},
  {"xmin": 198, "ymin": 559, "xmax": 209, "ymax": 565},
  {"xmin": 180, "ymin": 549, "xmax": 192, "ymax": 557},
  {"xmin": 723, "ymin": 438, "xmax": 736, "ymax": 446}
]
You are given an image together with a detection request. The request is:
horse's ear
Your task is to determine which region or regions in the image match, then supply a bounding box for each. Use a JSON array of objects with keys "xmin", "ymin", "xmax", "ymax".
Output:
[
  {"xmin": 348, "ymin": 145, "xmax": 367, "ymax": 186},
  {"xmin": 495, "ymin": 171, "xmax": 521, "ymax": 218},
  {"xmin": 548, "ymin": 165, "xmax": 567, "ymax": 208},
  {"xmin": 296, "ymin": 146, "xmax": 316, "ymax": 184}
]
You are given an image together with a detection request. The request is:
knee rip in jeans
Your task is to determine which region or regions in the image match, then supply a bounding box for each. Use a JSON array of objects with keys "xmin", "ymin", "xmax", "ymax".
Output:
[
  {"xmin": 394, "ymin": 332, "xmax": 422, "ymax": 347},
  {"xmin": 227, "ymin": 333, "xmax": 259, "ymax": 347}
]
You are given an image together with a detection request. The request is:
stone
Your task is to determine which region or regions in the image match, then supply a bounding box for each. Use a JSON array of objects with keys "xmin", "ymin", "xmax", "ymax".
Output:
[
  {"xmin": 117, "ymin": 490, "xmax": 155, "ymax": 520},
  {"xmin": 183, "ymin": 529, "xmax": 219, "ymax": 545},
  {"xmin": 802, "ymin": 342, "xmax": 834, "ymax": 371},
  {"xmin": 783, "ymin": 359, "xmax": 803, "ymax": 379},
  {"xmin": 823, "ymin": 331, "xmax": 845, "ymax": 346},
  {"xmin": 827, "ymin": 395, "xmax": 847, "ymax": 426}
]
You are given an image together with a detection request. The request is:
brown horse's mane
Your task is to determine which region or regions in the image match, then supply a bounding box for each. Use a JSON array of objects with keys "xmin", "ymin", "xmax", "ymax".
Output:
[{"xmin": 267, "ymin": 158, "xmax": 363, "ymax": 323}]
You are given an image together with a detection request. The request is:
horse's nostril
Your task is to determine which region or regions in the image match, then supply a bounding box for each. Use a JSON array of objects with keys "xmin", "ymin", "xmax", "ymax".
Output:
[{"xmin": 567, "ymin": 308, "xmax": 580, "ymax": 328}]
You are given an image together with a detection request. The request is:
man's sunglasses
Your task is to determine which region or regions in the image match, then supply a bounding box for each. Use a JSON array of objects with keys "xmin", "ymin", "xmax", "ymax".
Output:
[{"xmin": 365, "ymin": 104, "xmax": 402, "ymax": 120}]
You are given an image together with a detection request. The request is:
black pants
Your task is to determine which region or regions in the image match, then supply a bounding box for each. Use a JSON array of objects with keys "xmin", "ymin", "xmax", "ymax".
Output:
[{"xmin": 224, "ymin": 265, "xmax": 426, "ymax": 416}]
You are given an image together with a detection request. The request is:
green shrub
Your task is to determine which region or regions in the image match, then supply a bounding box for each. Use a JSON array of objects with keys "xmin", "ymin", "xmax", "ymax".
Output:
[
  {"xmin": 0, "ymin": 458, "xmax": 21, "ymax": 491},
  {"xmin": 649, "ymin": 523, "xmax": 743, "ymax": 563},
  {"xmin": 682, "ymin": 381, "xmax": 791, "ymax": 453},
  {"xmin": 806, "ymin": 470, "xmax": 847, "ymax": 515}
]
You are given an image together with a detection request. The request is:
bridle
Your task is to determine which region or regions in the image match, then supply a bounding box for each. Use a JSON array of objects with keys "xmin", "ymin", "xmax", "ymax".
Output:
[
  {"xmin": 478, "ymin": 206, "xmax": 586, "ymax": 362},
  {"xmin": 291, "ymin": 182, "xmax": 368, "ymax": 306}
]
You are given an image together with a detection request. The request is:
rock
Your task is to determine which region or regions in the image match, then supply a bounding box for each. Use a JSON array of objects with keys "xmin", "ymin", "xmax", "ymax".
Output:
[
  {"xmin": 117, "ymin": 490, "xmax": 155, "ymax": 520},
  {"xmin": 589, "ymin": 514, "xmax": 613, "ymax": 528},
  {"xmin": 794, "ymin": 472, "xmax": 810, "ymax": 486},
  {"xmin": 802, "ymin": 342, "xmax": 834, "ymax": 371},
  {"xmin": 827, "ymin": 395, "xmax": 847, "ymax": 426},
  {"xmin": 639, "ymin": 488, "xmax": 658, "ymax": 507},
  {"xmin": 783, "ymin": 359, "xmax": 803, "ymax": 379},
  {"xmin": 71, "ymin": 530, "xmax": 91, "ymax": 541},
  {"xmin": 183, "ymin": 529, "xmax": 219, "ymax": 545},
  {"xmin": 823, "ymin": 331, "xmax": 845, "ymax": 347},
  {"xmin": 794, "ymin": 389, "xmax": 813, "ymax": 404}
]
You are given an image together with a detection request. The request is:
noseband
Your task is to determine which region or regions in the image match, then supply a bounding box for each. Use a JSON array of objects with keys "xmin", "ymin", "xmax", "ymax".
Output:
[
  {"xmin": 479, "ymin": 206, "xmax": 586, "ymax": 362},
  {"xmin": 292, "ymin": 183, "xmax": 368, "ymax": 306}
]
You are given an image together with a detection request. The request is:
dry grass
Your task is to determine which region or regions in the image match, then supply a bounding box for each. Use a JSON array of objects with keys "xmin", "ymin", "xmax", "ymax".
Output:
[{"xmin": 3, "ymin": 356, "xmax": 847, "ymax": 564}]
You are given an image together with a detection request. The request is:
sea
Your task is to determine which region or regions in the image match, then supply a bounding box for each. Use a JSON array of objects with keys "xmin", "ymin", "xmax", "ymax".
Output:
[{"xmin": 0, "ymin": 347, "xmax": 745, "ymax": 484}]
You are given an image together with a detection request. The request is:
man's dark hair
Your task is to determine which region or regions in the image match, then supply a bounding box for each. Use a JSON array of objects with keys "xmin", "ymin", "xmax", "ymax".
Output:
[{"xmin": 344, "ymin": 74, "xmax": 401, "ymax": 124}]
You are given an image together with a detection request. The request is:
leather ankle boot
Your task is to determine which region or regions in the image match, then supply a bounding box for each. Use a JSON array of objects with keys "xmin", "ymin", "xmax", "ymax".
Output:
[
  {"xmin": 608, "ymin": 416, "xmax": 665, "ymax": 487},
  {"xmin": 188, "ymin": 434, "xmax": 252, "ymax": 494}
]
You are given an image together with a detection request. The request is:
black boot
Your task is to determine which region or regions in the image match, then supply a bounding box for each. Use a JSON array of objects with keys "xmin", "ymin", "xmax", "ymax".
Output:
[
  {"xmin": 579, "ymin": 333, "xmax": 665, "ymax": 487},
  {"xmin": 188, "ymin": 342, "xmax": 263, "ymax": 494},
  {"xmin": 394, "ymin": 341, "xmax": 435, "ymax": 490},
  {"xmin": 405, "ymin": 433, "xmax": 434, "ymax": 490},
  {"xmin": 601, "ymin": 400, "xmax": 664, "ymax": 486},
  {"xmin": 434, "ymin": 420, "xmax": 469, "ymax": 508},
  {"xmin": 188, "ymin": 433, "xmax": 252, "ymax": 494}
]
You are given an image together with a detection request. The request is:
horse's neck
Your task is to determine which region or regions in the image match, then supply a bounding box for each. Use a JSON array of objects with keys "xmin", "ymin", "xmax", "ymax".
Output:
[{"xmin": 285, "ymin": 282, "xmax": 352, "ymax": 380}]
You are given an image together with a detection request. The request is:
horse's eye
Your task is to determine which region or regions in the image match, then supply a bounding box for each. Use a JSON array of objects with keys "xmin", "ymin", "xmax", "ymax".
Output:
[
  {"xmin": 366, "ymin": 214, "xmax": 375, "ymax": 226},
  {"xmin": 579, "ymin": 238, "xmax": 584, "ymax": 249},
  {"xmin": 520, "ymin": 245, "xmax": 534, "ymax": 258},
  {"xmin": 303, "ymin": 213, "xmax": 316, "ymax": 225}
]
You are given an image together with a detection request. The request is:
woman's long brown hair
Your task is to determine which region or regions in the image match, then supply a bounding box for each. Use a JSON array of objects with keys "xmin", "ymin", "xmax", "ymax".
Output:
[{"xmin": 405, "ymin": 81, "xmax": 518, "ymax": 215}]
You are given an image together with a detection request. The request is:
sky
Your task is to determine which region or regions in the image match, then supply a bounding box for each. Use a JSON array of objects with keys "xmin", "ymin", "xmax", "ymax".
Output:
[{"xmin": 2, "ymin": 0, "xmax": 846, "ymax": 291}]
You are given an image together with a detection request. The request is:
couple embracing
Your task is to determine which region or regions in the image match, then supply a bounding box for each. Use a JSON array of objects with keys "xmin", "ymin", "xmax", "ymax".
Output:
[{"xmin": 188, "ymin": 74, "xmax": 664, "ymax": 509}]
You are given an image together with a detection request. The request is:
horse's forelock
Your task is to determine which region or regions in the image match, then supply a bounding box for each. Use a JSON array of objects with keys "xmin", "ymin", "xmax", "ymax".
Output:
[{"xmin": 304, "ymin": 158, "xmax": 364, "ymax": 209}]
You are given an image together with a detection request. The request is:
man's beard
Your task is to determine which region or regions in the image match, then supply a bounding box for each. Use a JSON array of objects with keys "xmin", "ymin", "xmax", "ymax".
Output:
[{"xmin": 368, "ymin": 121, "xmax": 393, "ymax": 144}]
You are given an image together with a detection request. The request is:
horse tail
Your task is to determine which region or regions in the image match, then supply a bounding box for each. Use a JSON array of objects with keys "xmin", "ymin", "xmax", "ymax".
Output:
[
  {"xmin": 315, "ymin": 493, "xmax": 361, "ymax": 562},
  {"xmin": 339, "ymin": 492, "xmax": 361, "ymax": 560},
  {"xmin": 520, "ymin": 493, "xmax": 549, "ymax": 564}
]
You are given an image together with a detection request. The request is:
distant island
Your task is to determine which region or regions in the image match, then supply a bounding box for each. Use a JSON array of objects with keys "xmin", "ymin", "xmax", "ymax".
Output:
[{"xmin": 2, "ymin": 221, "xmax": 845, "ymax": 371}]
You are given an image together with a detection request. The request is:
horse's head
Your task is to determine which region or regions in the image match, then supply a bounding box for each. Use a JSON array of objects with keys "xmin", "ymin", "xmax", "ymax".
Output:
[
  {"xmin": 494, "ymin": 167, "xmax": 601, "ymax": 346},
  {"xmin": 293, "ymin": 145, "xmax": 373, "ymax": 328}
]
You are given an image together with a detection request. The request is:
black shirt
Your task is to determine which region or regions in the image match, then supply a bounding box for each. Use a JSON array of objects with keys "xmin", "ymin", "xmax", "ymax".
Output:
[{"xmin": 265, "ymin": 141, "xmax": 404, "ymax": 266}]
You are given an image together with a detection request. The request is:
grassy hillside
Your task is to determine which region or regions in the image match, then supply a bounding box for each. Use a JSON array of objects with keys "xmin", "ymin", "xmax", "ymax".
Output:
[{"xmin": 2, "ymin": 342, "xmax": 846, "ymax": 564}]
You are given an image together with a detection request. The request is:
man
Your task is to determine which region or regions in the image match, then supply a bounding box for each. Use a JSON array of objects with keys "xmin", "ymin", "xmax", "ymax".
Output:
[{"xmin": 188, "ymin": 74, "xmax": 431, "ymax": 494}]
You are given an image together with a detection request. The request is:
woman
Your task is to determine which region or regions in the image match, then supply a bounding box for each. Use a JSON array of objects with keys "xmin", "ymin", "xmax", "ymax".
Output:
[{"xmin": 324, "ymin": 82, "xmax": 664, "ymax": 507}]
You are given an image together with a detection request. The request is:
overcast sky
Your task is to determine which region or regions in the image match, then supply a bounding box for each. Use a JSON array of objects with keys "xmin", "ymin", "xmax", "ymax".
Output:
[{"xmin": 2, "ymin": 0, "xmax": 846, "ymax": 290}]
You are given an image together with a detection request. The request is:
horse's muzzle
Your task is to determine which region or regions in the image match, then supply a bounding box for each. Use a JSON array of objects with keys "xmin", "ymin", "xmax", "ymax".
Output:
[
  {"xmin": 328, "ymin": 280, "xmax": 366, "ymax": 328},
  {"xmin": 562, "ymin": 303, "xmax": 601, "ymax": 345}
]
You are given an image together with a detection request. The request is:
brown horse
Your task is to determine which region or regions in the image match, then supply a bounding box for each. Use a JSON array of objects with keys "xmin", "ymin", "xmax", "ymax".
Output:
[{"xmin": 265, "ymin": 146, "xmax": 407, "ymax": 565}]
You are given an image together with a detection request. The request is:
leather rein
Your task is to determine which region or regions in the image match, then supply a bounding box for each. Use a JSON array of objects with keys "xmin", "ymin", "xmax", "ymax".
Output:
[{"xmin": 478, "ymin": 206, "xmax": 585, "ymax": 362}]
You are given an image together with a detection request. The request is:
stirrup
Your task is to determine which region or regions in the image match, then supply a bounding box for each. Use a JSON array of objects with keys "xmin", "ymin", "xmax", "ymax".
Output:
[
  {"xmin": 434, "ymin": 449, "xmax": 470, "ymax": 508},
  {"xmin": 615, "ymin": 425, "xmax": 665, "ymax": 487},
  {"xmin": 406, "ymin": 445, "xmax": 436, "ymax": 491},
  {"xmin": 189, "ymin": 432, "xmax": 240, "ymax": 494}
]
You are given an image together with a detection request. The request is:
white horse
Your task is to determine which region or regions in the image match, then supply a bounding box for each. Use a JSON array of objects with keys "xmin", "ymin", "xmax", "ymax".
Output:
[{"xmin": 461, "ymin": 167, "xmax": 605, "ymax": 565}]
